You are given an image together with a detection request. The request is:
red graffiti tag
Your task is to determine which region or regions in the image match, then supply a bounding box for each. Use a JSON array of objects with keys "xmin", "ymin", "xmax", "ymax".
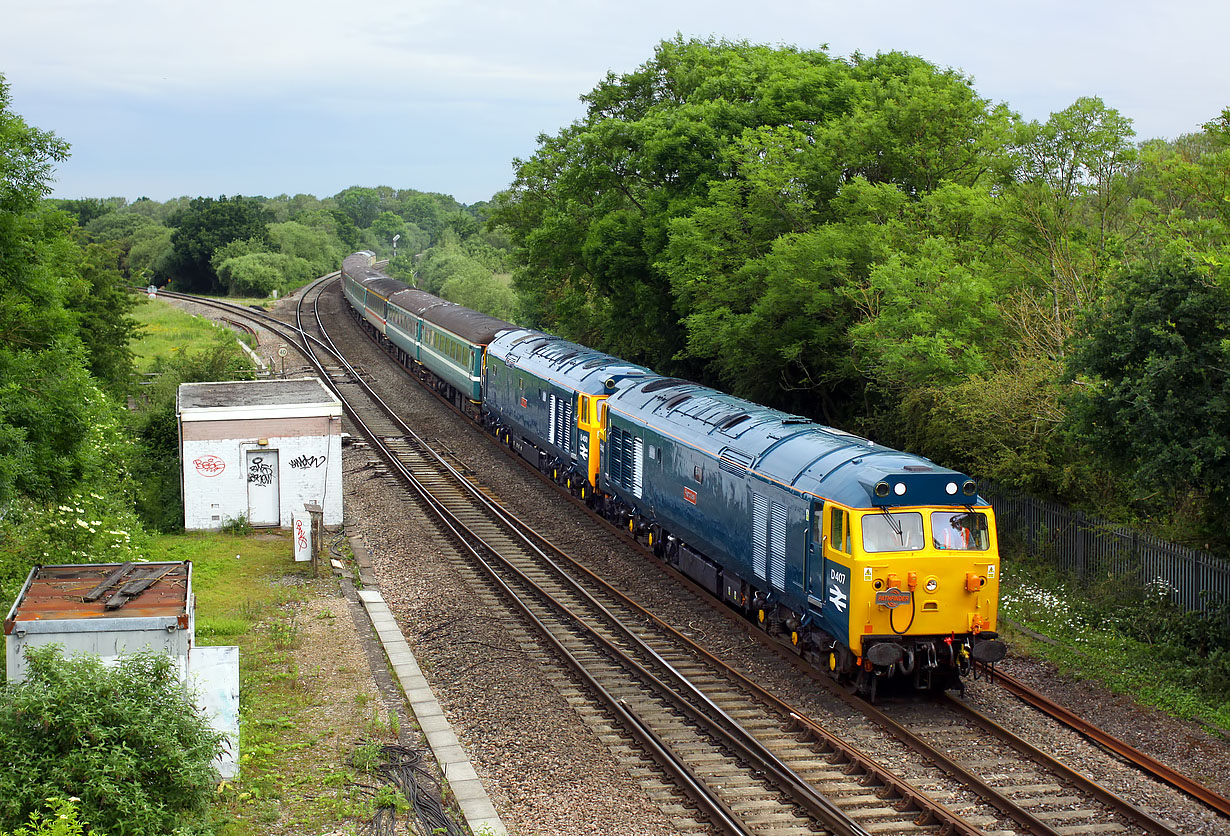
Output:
[
  {"xmin": 295, "ymin": 519, "xmax": 309, "ymax": 550},
  {"xmin": 194, "ymin": 455, "xmax": 226, "ymax": 477}
]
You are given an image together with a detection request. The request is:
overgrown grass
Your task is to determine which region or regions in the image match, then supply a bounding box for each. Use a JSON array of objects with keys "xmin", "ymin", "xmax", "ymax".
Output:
[
  {"xmin": 1001, "ymin": 550, "xmax": 1230, "ymax": 733},
  {"xmin": 130, "ymin": 297, "xmax": 260, "ymax": 373},
  {"xmin": 160, "ymin": 531, "xmax": 399, "ymax": 834}
]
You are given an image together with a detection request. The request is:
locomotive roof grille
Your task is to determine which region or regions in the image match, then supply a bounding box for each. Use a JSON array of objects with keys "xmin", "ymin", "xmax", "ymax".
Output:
[
  {"xmin": 641, "ymin": 377, "xmax": 691, "ymax": 393},
  {"xmin": 663, "ymin": 393, "xmax": 692, "ymax": 409}
]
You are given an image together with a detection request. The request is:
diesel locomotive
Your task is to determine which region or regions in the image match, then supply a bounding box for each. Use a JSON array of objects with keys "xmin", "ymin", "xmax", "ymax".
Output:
[{"xmin": 340, "ymin": 251, "xmax": 1006, "ymax": 694}]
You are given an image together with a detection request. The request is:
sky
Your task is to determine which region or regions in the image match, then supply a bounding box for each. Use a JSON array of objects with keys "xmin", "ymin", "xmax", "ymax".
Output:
[{"xmin": 4, "ymin": 0, "xmax": 1227, "ymax": 206}]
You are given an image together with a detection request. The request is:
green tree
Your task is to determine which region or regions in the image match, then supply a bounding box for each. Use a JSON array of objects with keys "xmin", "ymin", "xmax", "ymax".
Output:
[
  {"xmin": 494, "ymin": 37, "xmax": 1014, "ymax": 410},
  {"xmin": 166, "ymin": 195, "xmax": 270, "ymax": 291},
  {"xmin": 126, "ymin": 223, "xmax": 175, "ymax": 282},
  {"xmin": 0, "ymin": 76, "xmax": 137, "ymax": 506},
  {"xmin": 67, "ymin": 242, "xmax": 139, "ymax": 392},
  {"xmin": 1066, "ymin": 260, "xmax": 1230, "ymax": 527},
  {"xmin": 334, "ymin": 185, "xmax": 380, "ymax": 228},
  {"xmin": 1006, "ymin": 97, "xmax": 1137, "ymax": 358}
]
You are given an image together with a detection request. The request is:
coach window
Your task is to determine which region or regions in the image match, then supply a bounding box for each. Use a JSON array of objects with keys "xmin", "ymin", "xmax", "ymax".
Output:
[{"xmin": 693, "ymin": 465, "xmax": 703, "ymax": 484}]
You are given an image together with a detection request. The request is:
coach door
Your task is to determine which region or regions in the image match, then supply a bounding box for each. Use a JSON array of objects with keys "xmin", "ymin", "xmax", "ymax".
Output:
[{"xmin": 246, "ymin": 450, "xmax": 280, "ymax": 527}]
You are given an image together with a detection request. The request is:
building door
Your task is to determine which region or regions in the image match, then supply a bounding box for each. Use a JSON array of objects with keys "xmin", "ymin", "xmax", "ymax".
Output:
[{"xmin": 246, "ymin": 450, "xmax": 280, "ymax": 526}]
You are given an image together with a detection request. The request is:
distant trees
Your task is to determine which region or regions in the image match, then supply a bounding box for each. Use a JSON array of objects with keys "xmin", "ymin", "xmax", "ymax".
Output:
[{"xmin": 167, "ymin": 195, "xmax": 270, "ymax": 291}]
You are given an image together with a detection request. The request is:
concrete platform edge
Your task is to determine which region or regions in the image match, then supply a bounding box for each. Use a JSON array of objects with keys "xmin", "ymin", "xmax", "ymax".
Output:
[{"xmin": 345, "ymin": 538, "xmax": 506, "ymax": 836}]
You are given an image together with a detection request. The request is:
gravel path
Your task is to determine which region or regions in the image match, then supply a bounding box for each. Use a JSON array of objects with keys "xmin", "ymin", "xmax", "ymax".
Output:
[{"xmin": 173, "ymin": 288, "xmax": 1230, "ymax": 835}]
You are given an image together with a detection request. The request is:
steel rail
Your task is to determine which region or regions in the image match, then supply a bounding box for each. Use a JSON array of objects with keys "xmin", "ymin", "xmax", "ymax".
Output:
[
  {"xmin": 300, "ymin": 281, "xmax": 874, "ymax": 836},
  {"xmin": 942, "ymin": 693, "xmax": 1188, "ymax": 836},
  {"xmin": 294, "ymin": 282, "xmax": 860, "ymax": 836},
  {"xmin": 980, "ymin": 663, "xmax": 1230, "ymax": 819}
]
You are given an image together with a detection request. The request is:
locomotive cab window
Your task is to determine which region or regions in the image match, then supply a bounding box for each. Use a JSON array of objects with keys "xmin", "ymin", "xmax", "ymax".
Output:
[
  {"xmin": 861, "ymin": 511, "xmax": 924, "ymax": 552},
  {"xmin": 827, "ymin": 507, "xmax": 851, "ymax": 553},
  {"xmin": 931, "ymin": 511, "xmax": 990, "ymax": 550},
  {"xmin": 693, "ymin": 465, "xmax": 703, "ymax": 484}
]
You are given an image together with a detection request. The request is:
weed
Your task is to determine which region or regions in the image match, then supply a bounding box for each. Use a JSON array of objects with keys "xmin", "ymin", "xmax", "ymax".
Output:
[
  {"xmin": 371, "ymin": 786, "xmax": 408, "ymax": 815},
  {"xmin": 220, "ymin": 515, "xmax": 253, "ymax": 536},
  {"xmin": 349, "ymin": 743, "xmax": 382, "ymax": 775}
]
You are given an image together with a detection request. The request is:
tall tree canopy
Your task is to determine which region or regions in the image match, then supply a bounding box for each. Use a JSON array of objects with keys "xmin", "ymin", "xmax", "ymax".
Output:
[
  {"xmin": 493, "ymin": 37, "xmax": 1014, "ymax": 418},
  {"xmin": 1066, "ymin": 260, "xmax": 1230, "ymax": 523},
  {"xmin": 0, "ymin": 76, "xmax": 133, "ymax": 504}
]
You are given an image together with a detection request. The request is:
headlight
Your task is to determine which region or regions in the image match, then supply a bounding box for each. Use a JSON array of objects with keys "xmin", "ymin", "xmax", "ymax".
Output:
[{"xmin": 925, "ymin": 578, "xmax": 938, "ymax": 593}]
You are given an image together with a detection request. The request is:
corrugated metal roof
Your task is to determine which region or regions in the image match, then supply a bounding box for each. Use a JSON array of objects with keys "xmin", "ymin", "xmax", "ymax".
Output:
[{"xmin": 4, "ymin": 563, "xmax": 192, "ymax": 632}]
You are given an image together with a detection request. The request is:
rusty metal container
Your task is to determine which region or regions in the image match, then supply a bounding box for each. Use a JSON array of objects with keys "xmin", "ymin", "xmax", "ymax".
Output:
[{"xmin": 4, "ymin": 562, "xmax": 193, "ymax": 682}]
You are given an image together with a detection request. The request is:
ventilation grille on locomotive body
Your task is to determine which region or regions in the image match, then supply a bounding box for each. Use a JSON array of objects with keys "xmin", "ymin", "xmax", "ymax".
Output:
[
  {"xmin": 608, "ymin": 427, "xmax": 643, "ymax": 499},
  {"xmin": 751, "ymin": 493, "xmax": 787, "ymax": 589},
  {"xmin": 549, "ymin": 393, "xmax": 573, "ymax": 450}
]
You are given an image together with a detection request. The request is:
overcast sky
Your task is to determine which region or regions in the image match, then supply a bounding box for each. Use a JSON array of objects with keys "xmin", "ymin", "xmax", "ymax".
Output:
[{"xmin": 4, "ymin": 0, "xmax": 1226, "ymax": 206}]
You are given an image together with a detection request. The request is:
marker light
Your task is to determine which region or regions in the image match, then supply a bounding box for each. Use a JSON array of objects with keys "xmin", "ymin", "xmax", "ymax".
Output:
[
  {"xmin": 893, "ymin": 482, "xmax": 907, "ymax": 496},
  {"xmin": 962, "ymin": 480, "xmax": 977, "ymax": 496},
  {"xmin": 946, "ymin": 482, "xmax": 958, "ymax": 495},
  {"xmin": 874, "ymin": 481, "xmax": 890, "ymax": 497},
  {"xmin": 925, "ymin": 578, "xmax": 938, "ymax": 593}
]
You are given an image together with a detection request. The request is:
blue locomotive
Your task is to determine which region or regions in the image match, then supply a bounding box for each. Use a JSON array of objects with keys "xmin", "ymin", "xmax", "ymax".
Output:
[{"xmin": 340, "ymin": 253, "xmax": 1005, "ymax": 693}]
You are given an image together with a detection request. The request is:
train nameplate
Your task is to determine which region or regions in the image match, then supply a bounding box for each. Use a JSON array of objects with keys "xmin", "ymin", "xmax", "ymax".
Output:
[{"xmin": 875, "ymin": 588, "xmax": 912, "ymax": 609}]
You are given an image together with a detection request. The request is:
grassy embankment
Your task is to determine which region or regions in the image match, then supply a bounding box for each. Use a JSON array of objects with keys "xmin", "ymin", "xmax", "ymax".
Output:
[
  {"xmin": 999, "ymin": 551, "xmax": 1230, "ymax": 734},
  {"xmin": 170, "ymin": 532, "xmax": 400, "ymax": 834},
  {"xmin": 133, "ymin": 300, "xmax": 404, "ymax": 834},
  {"xmin": 131, "ymin": 295, "xmax": 262, "ymax": 373}
]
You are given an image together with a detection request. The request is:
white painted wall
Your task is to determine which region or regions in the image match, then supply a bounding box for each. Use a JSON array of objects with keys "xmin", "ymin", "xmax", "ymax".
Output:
[{"xmin": 182, "ymin": 431, "xmax": 342, "ymax": 529}]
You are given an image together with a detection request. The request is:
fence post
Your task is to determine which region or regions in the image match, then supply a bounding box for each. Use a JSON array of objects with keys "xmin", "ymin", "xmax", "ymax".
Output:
[
  {"xmin": 304, "ymin": 502, "xmax": 323, "ymax": 568},
  {"xmin": 1074, "ymin": 510, "xmax": 1086, "ymax": 581}
]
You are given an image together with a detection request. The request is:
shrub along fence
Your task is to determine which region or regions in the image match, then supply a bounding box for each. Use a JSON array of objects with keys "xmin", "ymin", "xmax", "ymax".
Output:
[{"xmin": 981, "ymin": 482, "xmax": 1230, "ymax": 616}]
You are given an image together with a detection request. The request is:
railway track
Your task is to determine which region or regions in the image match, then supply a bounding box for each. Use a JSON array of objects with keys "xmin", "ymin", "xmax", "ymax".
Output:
[{"xmin": 151, "ymin": 279, "xmax": 1230, "ymax": 836}]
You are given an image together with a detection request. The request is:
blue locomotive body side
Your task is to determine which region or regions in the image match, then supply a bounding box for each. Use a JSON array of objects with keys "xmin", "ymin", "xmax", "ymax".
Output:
[{"xmin": 485, "ymin": 328, "xmax": 649, "ymax": 484}]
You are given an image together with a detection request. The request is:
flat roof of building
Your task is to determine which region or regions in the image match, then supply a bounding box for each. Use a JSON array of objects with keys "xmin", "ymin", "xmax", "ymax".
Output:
[{"xmin": 179, "ymin": 378, "xmax": 339, "ymax": 410}]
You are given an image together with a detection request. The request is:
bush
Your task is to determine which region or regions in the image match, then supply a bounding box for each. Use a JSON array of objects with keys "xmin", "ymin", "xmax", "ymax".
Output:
[
  {"xmin": 0, "ymin": 646, "xmax": 224, "ymax": 836},
  {"xmin": 0, "ymin": 798, "xmax": 95, "ymax": 836}
]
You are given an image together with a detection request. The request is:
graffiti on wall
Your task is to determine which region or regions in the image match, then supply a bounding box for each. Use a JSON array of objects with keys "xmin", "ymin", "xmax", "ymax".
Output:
[
  {"xmin": 247, "ymin": 457, "xmax": 274, "ymax": 486},
  {"xmin": 194, "ymin": 455, "xmax": 226, "ymax": 477},
  {"xmin": 288, "ymin": 454, "xmax": 326, "ymax": 470}
]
